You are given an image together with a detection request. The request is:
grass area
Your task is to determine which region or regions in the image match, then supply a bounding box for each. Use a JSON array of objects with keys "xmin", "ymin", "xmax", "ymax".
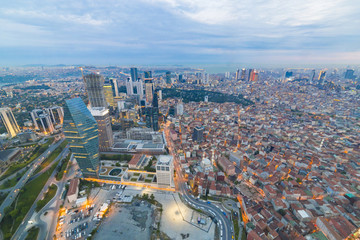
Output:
[
  {"xmin": 133, "ymin": 173, "xmax": 140, "ymax": 176},
  {"xmin": 0, "ymin": 192, "xmax": 8, "ymax": 205},
  {"xmin": 0, "ymin": 161, "xmax": 59, "ymax": 240},
  {"xmin": 34, "ymin": 140, "xmax": 67, "ymax": 174},
  {"xmin": 79, "ymin": 179, "xmax": 101, "ymax": 196},
  {"xmin": 130, "ymin": 177, "xmax": 138, "ymax": 182},
  {"xmin": 0, "ymin": 171, "xmax": 25, "ymax": 190},
  {"xmin": 232, "ymin": 214, "xmax": 240, "ymax": 240},
  {"xmin": 241, "ymin": 227, "xmax": 246, "ymax": 240},
  {"xmin": 55, "ymin": 153, "xmax": 71, "ymax": 181},
  {"xmin": 0, "ymin": 137, "xmax": 54, "ymax": 181},
  {"xmin": 35, "ymin": 184, "xmax": 58, "ymax": 212},
  {"xmin": 25, "ymin": 226, "xmax": 39, "ymax": 240},
  {"xmin": 100, "ymin": 154, "xmax": 132, "ymax": 162},
  {"xmin": 144, "ymin": 179, "xmax": 152, "ymax": 183}
]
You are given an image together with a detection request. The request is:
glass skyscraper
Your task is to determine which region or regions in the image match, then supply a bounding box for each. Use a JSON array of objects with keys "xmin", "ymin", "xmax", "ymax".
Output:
[
  {"xmin": 63, "ymin": 97, "xmax": 99, "ymax": 178},
  {"xmin": 84, "ymin": 73, "xmax": 107, "ymax": 108}
]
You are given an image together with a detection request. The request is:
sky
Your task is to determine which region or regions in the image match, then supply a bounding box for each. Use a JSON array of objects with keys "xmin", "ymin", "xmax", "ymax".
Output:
[{"xmin": 1, "ymin": 0, "xmax": 360, "ymax": 67}]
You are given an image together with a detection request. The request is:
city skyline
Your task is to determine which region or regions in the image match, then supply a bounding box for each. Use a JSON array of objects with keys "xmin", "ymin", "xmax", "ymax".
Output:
[{"xmin": 1, "ymin": 0, "xmax": 360, "ymax": 66}]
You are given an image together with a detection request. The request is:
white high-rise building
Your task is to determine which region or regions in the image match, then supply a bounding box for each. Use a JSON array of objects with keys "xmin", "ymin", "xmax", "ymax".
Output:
[
  {"xmin": 156, "ymin": 155, "xmax": 174, "ymax": 187},
  {"xmin": 0, "ymin": 107, "xmax": 20, "ymax": 138},
  {"xmin": 176, "ymin": 103, "xmax": 184, "ymax": 116}
]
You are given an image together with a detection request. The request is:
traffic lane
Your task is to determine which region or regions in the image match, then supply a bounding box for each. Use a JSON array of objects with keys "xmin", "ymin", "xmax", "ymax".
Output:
[{"xmin": 180, "ymin": 190, "xmax": 231, "ymax": 240}]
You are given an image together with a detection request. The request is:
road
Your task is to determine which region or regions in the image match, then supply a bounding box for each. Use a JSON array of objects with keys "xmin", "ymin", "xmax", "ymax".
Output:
[
  {"xmin": 164, "ymin": 121, "xmax": 233, "ymax": 240},
  {"xmin": 0, "ymin": 139, "xmax": 64, "ymax": 222},
  {"xmin": 12, "ymin": 144, "xmax": 69, "ymax": 240}
]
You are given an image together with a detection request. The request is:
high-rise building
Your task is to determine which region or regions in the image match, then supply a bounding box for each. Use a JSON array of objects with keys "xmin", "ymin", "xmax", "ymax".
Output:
[
  {"xmin": 144, "ymin": 71, "xmax": 152, "ymax": 78},
  {"xmin": 90, "ymin": 107, "xmax": 113, "ymax": 151},
  {"xmin": 235, "ymin": 69, "xmax": 240, "ymax": 81},
  {"xmin": 63, "ymin": 97, "xmax": 99, "ymax": 178},
  {"xmin": 153, "ymin": 90, "xmax": 159, "ymax": 108},
  {"xmin": 126, "ymin": 78, "xmax": 133, "ymax": 96},
  {"xmin": 103, "ymin": 85, "xmax": 115, "ymax": 107},
  {"xmin": 0, "ymin": 107, "xmax": 20, "ymax": 138},
  {"xmin": 165, "ymin": 71, "xmax": 171, "ymax": 84},
  {"xmin": 311, "ymin": 70, "xmax": 316, "ymax": 83},
  {"xmin": 253, "ymin": 71, "xmax": 259, "ymax": 81},
  {"xmin": 110, "ymin": 78, "xmax": 119, "ymax": 97},
  {"xmin": 84, "ymin": 73, "xmax": 107, "ymax": 108},
  {"xmin": 145, "ymin": 106, "xmax": 159, "ymax": 131},
  {"xmin": 46, "ymin": 106, "xmax": 64, "ymax": 125},
  {"xmin": 133, "ymin": 79, "xmax": 144, "ymax": 99},
  {"xmin": 240, "ymin": 68, "xmax": 246, "ymax": 80},
  {"xmin": 225, "ymin": 72, "xmax": 230, "ymax": 79},
  {"xmin": 192, "ymin": 126, "xmax": 204, "ymax": 142},
  {"xmin": 176, "ymin": 103, "xmax": 184, "ymax": 116},
  {"xmin": 130, "ymin": 67, "xmax": 138, "ymax": 82},
  {"xmin": 178, "ymin": 74, "xmax": 183, "ymax": 83},
  {"xmin": 248, "ymin": 69, "xmax": 254, "ymax": 81},
  {"xmin": 318, "ymin": 71, "xmax": 326, "ymax": 84},
  {"xmin": 145, "ymin": 79, "xmax": 154, "ymax": 104},
  {"xmin": 345, "ymin": 69, "xmax": 355, "ymax": 79},
  {"xmin": 30, "ymin": 109, "xmax": 54, "ymax": 134},
  {"xmin": 156, "ymin": 155, "xmax": 174, "ymax": 187}
]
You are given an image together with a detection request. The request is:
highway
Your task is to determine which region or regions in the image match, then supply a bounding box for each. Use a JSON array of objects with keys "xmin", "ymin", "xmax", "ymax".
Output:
[
  {"xmin": 164, "ymin": 122, "xmax": 233, "ymax": 240},
  {"xmin": 0, "ymin": 138, "xmax": 64, "ymax": 222},
  {"xmin": 12, "ymin": 144, "xmax": 69, "ymax": 240}
]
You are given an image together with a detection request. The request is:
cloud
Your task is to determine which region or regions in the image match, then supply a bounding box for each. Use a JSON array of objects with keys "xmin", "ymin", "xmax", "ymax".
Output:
[{"xmin": 0, "ymin": 0, "xmax": 359, "ymax": 65}]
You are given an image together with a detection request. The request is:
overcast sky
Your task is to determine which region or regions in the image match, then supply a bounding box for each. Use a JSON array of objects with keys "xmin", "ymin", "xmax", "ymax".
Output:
[{"xmin": 1, "ymin": 0, "xmax": 360, "ymax": 66}]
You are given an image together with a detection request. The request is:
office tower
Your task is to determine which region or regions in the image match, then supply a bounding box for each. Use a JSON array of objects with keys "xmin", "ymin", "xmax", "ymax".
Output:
[
  {"xmin": 178, "ymin": 74, "xmax": 183, "ymax": 83},
  {"xmin": 253, "ymin": 71, "xmax": 259, "ymax": 81},
  {"xmin": 133, "ymin": 79, "xmax": 144, "ymax": 99},
  {"xmin": 90, "ymin": 107, "xmax": 113, "ymax": 151},
  {"xmin": 285, "ymin": 71, "xmax": 293, "ymax": 78},
  {"xmin": 248, "ymin": 69, "xmax": 254, "ymax": 81},
  {"xmin": 110, "ymin": 78, "xmax": 119, "ymax": 97},
  {"xmin": 158, "ymin": 89, "xmax": 162, "ymax": 101},
  {"xmin": 165, "ymin": 71, "xmax": 171, "ymax": 84},
  {"xmin": 145, "ymin": 79, "xmax": 154, "ymax": 104},
  {"xmin": 225, "ymin": 72, "xmax": 230, "ymax": 79},
  {"xmin": 235, "ymin": 69, "xmax": 240, "ymax": 81},
  {"xmin": 318, "ymin": 71, "xmax": 326, "ymax": 84},
  {"xmin": 345, "ymin": 69, "xmax": 355, "ymax": 79},
  {"xmin": 311, "ymin": 70, "xmax": 316, "ymax": 83},
  {"xmin": 130, "ymin": 67, "xmax": 138, "ymax": 82},
  {"xmin": 240, "ymin": 68, "xmax": 246, "ymax": 80},
  {"xmin": 168, "ymin": 105, "xmax": 175, "ymax": 117},
  {"xmin": 145, "ymin": 107, "xmax": 159, "ymax": 131},
  {"xmin": 126, "ymin": 78, "xmax": 133, "ymax": 96},
  {"xmin": 193, "ymin": 126, "xmax": 204, "ymax": 142},
  {"xmin": 0, "ymin": 107, "xmax": 20, "ymax": 138},
  {"xmin": 47, "ymin": 106, "xmax": 64, "ymax": 125},
  {"xmin": 84, "ymin": 73, "xmax": 107, "ymax": 108},
  {"xmin": 30, "ymin": 109, "xmax": 54, "ymax": 134},
  {"xmin": 103, "ymin": 84, "xmax": 115, "ymax": 107},
  {"xmin": 63, "ymin": 97, "xmax": 99, "ymax": 178},
  {"xmin": 156, "ymin": 155, "xmax": 174, "ymax": 187},
  {"xmin": 144, "ymin": 71, "xmax": 152, "ymax": 78}
]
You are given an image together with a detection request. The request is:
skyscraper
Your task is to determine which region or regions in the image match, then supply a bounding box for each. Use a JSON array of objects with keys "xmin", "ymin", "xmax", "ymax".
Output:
[
  {"xmin": 90, "ymin": 107, "xmax": 113, "ymax": 151},
  {"xmin": 126, "ymin": 78, "xmax": 134, "ymax": 96},
  {"xmin": 193, "ymin": 126, "xmax": 204, "ymax": 142},
  {"xmin": 46, "ymin": 106, "xmax": 64, "ymax": 125},
  {"xmin": 145, "ymin": 79, "xmax": 154, "ymax": 104},
  {"xmin": 248, "ymin": 69, "xmax": 254, "ymax": 81},
  {"xmin": 235, "ymin": 68, "xmax": 240, "ymax": 81},
  {"xmin": 103, "ymin": 84, "xmax": 115, "ymax": 107},
  {"xmin": 145, "ymin": 107, "xmax": 159, "ymax": 131},
  {"xmin": 165, "ymin": 71, "xmax": 171, "ymax": 84},
  {"xmin": 84, "ymin": 73, "xmax": 107, "ymax": 108},
  {"xmin": 344, "ymin": 69, "xmax": 355, "ymax": 79},
  {"xmin": 285, "ymin": 71, "xmax": 293, "ymax": 78},
  {"xmin": 240, "ymin": 68, "xmax": 246, "ymax": 80},
  {"xmin": 178, "ymin": 74, "xmax": 183, "ymax": 83},
  {"xmin": 0, "ymin": 107, "xmax": 20, "ymax": 138},
  {"xmin": 30, "ymin": 109, "xmax": 54, "ymax": 134},
  {"xmin": 318, "ymin": 71, "xmax": 326, "ymax": 84},
  {"xmin": 63, "ymin": 97, "xmax": 99, "ymax": 178},
  {"xmin": 130, "ymin": 67, "xmax": 138, "ymax": 82},
  {"xmin": 110, "ymin": 78, "xmax": 119, "ymax": 97},
  {"xmin": 311, "ymin": 70, "xmax": 316, "ymax": 83}
]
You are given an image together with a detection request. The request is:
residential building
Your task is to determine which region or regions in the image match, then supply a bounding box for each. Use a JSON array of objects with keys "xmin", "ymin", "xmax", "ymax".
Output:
[
  {"xmin": 90, "ymin": 107, "xmax": 113, "ymax": 151},
  {"xmin": 0, "ymin": 107, "xmax": 20, "ymax": 138}
]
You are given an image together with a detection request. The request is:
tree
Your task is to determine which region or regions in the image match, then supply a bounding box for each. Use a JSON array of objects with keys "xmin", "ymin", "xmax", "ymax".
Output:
[{"xmin": 150, "ymin": 194, "xmax": 155, "ymax": 201}]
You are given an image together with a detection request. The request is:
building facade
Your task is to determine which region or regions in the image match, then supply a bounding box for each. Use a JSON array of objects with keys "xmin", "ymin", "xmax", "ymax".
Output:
[
  {"xmin": 90, "ymin": 107, "xmax": 113, "ymax": 151},
  {"xmin": 0, "ymin": 107, "xmax": 20, "ymax": 138},
  {"xmin": 156, "ymin": 155, "xmax": 174, "ymax": 187},
  {"xmin": 63, "ymin": 97, "xmax": 100, "ymax": 178},
  {"xmin": 84, "ymin": 73, "xmax": 107, "ymax": 108}
]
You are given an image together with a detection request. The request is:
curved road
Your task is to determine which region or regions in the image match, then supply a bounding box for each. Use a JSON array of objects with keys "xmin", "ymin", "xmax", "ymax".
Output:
[{"xmin": 164, "ymin": 122, "xmax": 233, "ymax": 240}]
